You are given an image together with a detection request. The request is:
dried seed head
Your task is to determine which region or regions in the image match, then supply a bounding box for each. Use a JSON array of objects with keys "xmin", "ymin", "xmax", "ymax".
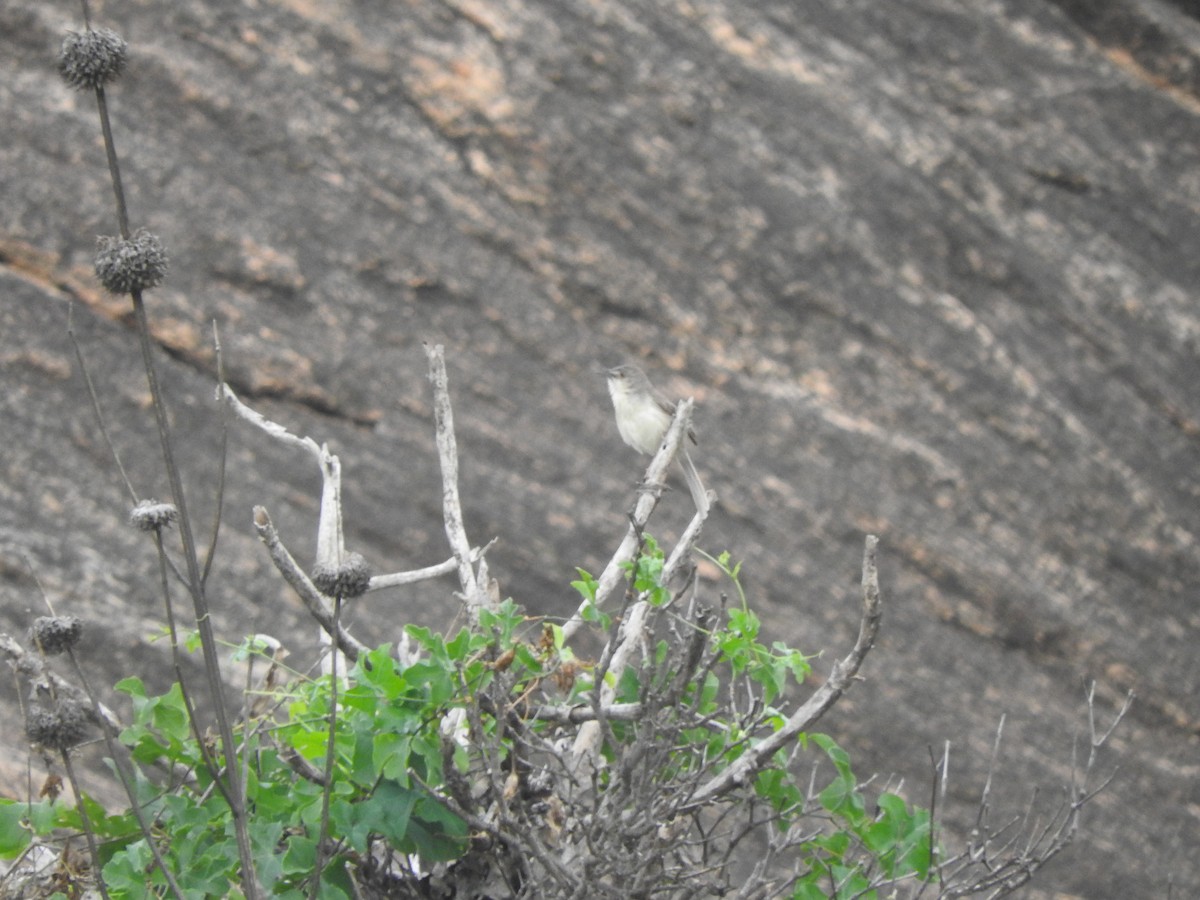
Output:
[
  {"xmin": 26, "ymin": 699, "xmax": 91, "ymax": 751},
  {"xmin": 129, "ymin": 499, "xmax": 179, "ymax": 532},
  {"xmin": 95, "ymin": 229, "xmax": 168, "ymax": 294},
  {"xmin": 311, "ymin": 552, "xmax": 372, "ymax": 599},
  {"xmin": 31, "ymin": 616, "xmax": 84, "ymax": 656},
  {"xmin": 58, "ymin": 28, "xmax": 127, "ymax": 90}
]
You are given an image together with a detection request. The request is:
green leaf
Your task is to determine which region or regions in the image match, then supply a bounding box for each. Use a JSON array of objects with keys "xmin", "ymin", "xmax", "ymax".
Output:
[
  {"xmin": 772, "ymin": 642, "xmax": 813, "ymax": 683},
  {"xmin": 580, "ymin": 599, "xmax": 609, "ymax": 627},
  {"xmin": 866, "ymin": 794, "xmax": 933, "ymax": 878},
  {"xmin": 404, "ymin": 796, "xmax": 468, "ymax": 861},
  {"xmin": 404, "ymin": 660, "xmax": 454, "ymax": 706},
  {"xmin": 513, "ymin": 642, "xmax": 544, "ymax": 674},
  {"xmin": 409, "ymin": 731, "xmax": 446, "ymax": 784},
  {"xmin": 281, "ymin": 834, "xmax": 317, "ymax": 876},
  {"xmin": 357, "ymin": 780, "xmax": 418, "ymax": 846},
  {"xmin": 818, "ymin": 771, "xmax": 861, "ymax": 820},
  {"xmin": 249, "ymin": 751, "xmax": 317, "ymax": 819},
  {"xmin": 121, "ymin": 680, "xmax": 190, "ymax": 745},
  {"xmin": 0, "ymin": 800, "xmax": 31, "ymax": 858},
  {"xmin": 17, "ymin": 799, "xmax": 78, "ymax": 835},
  {"xmin": 232, "ymin": 633, "xmax": 282, "ymax": 663},
  {"xmin": 813, "ymin": 733, "xmax": 853, "ymax": 780},
  {"xmin": 313, "ymin": 864, "xmax": 353, "ymax": 900},
  {"xmin": 615, "ymin": 665, "xmax": 642, "ymax": 704},
  {"xmin": 350, "ymin": 727, "xmax": 376, "ymax": 786},
  {"xmin": 790, "ymin": 882, "xmax": 825, "ymax": 900},
  {"xmin": 354, "ymin": 647, "xmax": 404, "ymax": 697},
  {"xmin": 813, "ymin": 734, "xmax": 867, "ymax": 824},
  {"xmin": 476, "ymin": 598, "xmax": 526, "ymax": 644},
  {"xmin": 113, "ymin": 676, "xmax": 146, "ymax": 698},
  {"xmin": 289, "ymin": 726, "xmax": 332, "ymax": 763},
  {"xmin": 330, "ymin": 796, "xmax": 369, "ymax": 849},
  {"xmin": 374, "ymin": 732, "xmax": 412, "ymax": 784},
  {"xmin": 102, "ymin": 839, "xmax": 154, "ymax": 897},
  {"xmin": 444, "ymin": 627, "xmax": 475, "ymax": 661},
  {"xmin": 726, "ymin": 607, "xmax": 760, "ymax": 640},
  {"xmin": 754, "ymin": 767, "xmax": 803, "ymax": 817},
  {"xmin": 571, "ymin": 568, "xmax": 598, "ymax": 602}
]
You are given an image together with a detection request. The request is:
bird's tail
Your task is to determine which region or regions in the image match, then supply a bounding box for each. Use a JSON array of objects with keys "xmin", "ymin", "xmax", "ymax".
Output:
[{"xmin": 678, "ymin": 448, "xmax": 712, "ymax": 514}]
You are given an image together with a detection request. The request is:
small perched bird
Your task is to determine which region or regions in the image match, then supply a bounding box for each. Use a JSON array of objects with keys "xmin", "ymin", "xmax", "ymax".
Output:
[{"xmin": 605, "ymin": 364, "xmax": 709, "ymax": 512}]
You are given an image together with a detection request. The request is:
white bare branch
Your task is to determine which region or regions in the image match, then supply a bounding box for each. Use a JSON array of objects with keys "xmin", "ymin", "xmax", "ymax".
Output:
[
  {"xmin": 561, "ymin": 399, "xmax": 706, "ymax": 644},
  {"xmin": 423, "ymin": 343, "xmax": 494, "ymax": 619}
]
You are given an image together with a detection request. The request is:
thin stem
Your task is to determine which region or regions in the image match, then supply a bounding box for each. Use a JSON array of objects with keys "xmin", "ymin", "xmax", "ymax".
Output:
[
  {"xmin": 25, "ymin": 547, "xmax": 180, "ymax": 895},
  {"xmin": 67, "ymin": 303, "xmax": 138, "ymax": 504},
  {"xmin": 65, "ymin": 647, "xmax": 187, "ymax": 900},
  {"xmin": 309, "ymin": 593, "xmax": 343, "ymax": 900},
  {"xmin": 59, "ymin": 749, "xmax": 112, "ymax": 900},
  {"xmin": 151, "ymin": 529, "xmax": 234, "ymax": 808},
  {"xmin": 128, "ymin": 292, "xmax": 258, "ymax": 894},
  {"xmin": 84, "ymin": 19, "xmax": 260, "ymax": 886},
  {"xmin": 93, "ymin": 86, "xmax": 129, "ymax": 239},
  {"xmin": 202, "ymin": 323, "xmax": 230, "ymax": 586}
]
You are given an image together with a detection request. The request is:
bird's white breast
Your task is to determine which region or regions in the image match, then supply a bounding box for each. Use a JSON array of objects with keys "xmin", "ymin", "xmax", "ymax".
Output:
[{"xmin": 609, "ymin": 383, "xmax": 670, "ymax": 455}]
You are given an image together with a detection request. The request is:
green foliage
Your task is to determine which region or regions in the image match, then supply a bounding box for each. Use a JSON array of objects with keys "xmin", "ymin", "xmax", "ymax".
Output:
[
  {"xmin": 0, "ymin": 795, "xmax": 136, "ymax": 861},
  {"xmin": 698, "ymin": 548, "xmax": 747, "ymax": 610},
  {"xmin": 621, "ymin": 534, "xmax": 671, "ymax": 606},
  {"xmin": 784, "ymin": 734, "xmax": 935, "ymax": 897},
  {"xmin": 7, "ymin": 536, "xmax": 934, "ymax": 898},
  {"xmin": 630, "ymin": 542, "xmax": 933, "ymax": 897},
  {"xmin": 702, "ymin": 550, "xmax": 813, "ymax": 703},
  {"xmin": 11, "ymin": 642, "xmax": 475, "ymax": 895}
]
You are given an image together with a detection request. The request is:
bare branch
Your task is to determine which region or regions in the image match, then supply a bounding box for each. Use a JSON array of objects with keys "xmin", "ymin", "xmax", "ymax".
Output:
[
  {"xmin": 221, "ymin": 381, "xmax": 352, "ymax": 575},
  {"xmin": 685, "ymin": 535, "xmax": 882, "ymax": 809},
  {"xmin": 525, "ymin": 701, "xmax": 644, "ymax": 724},
  {"xmin": 218, "ymin": 382, "xmax": 324, "ymax": 458},
  {"xmin": 363, "ymin": 540, "xmax": 493, "ymax": 593},
  {"xmin": 252, "ymin": 507, "xmax": 369, "ymax": 664},
  {"xmin": 561, "ymin": 399, "xmax": 703, "ymax": 643},
  {"xmin": 366, "ymin": 555, "xmax": 459, "ymax": 590},
  {"xmin": 423, "ymin": 343, "xmax": 493, "ymax": 617},
  {"xmin": 569, "ymin": 598, "xmax": 652, "ymax": 767}
]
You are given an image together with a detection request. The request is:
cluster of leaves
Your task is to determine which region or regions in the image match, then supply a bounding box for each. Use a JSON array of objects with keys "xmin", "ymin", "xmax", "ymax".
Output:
[
  {"xmin": 789, "ymin": 736, "xmax": 933, "ymax": 898},
  {"xmin": 2, "ymin": 650, "xmax": 466, "ymax": 898},
  {"xmin": 1, "ymin": 539, "xmax": 935, "ymax": 898},
  {"xmin": 593, "ymin": 541, "xmax": 934, "ymax": 897}
]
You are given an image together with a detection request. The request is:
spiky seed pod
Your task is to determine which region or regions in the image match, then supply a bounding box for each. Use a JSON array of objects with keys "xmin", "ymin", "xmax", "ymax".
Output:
[
  {"xmin": 25, "ymin": 699, "xmax": 91, "ymax": 751},
  {"xmin": 129, "ymin": 499, "xmax": 179, "ymax": 532},
  {"xmin": 58, "ymin": 28, "xmax": 127, "ymax": 91},
  {"xmin": 31, "ymin": 616, "xmax": 84, "ymax": 656},
  {"xmin": 94, "ymin": 229, "xmax": 168, "ymax": 294},
  {"xmin": 311, "ymin": 552, "xmax": 373, "ymax": 599}
]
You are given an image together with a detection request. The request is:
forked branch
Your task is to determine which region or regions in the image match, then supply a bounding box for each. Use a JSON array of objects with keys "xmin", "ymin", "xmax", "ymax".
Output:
[{"xmin": 685, "ymin": 534, "xmax": 882, "ymax": 809}]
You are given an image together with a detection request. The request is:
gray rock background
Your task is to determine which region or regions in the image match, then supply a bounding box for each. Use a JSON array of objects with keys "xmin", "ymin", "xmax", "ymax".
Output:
[{"xmin": 2, "ymin": 0, "xmax": 1198, "ymax": 896}]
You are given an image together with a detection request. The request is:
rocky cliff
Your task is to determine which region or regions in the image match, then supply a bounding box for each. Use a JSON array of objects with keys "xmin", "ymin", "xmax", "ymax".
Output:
[{"xmin": 2, "ymin": 1, "xmax": 1197, "ymax": 895}]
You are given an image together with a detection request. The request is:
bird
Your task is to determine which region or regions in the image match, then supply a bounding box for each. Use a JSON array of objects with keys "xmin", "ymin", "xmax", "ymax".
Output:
[{"xmin": 605, "ymin": 364, "xmax": 709, "ymax": 513}]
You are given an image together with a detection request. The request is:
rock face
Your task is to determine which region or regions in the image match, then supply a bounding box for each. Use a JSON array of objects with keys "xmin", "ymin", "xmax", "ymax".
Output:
[{"xmin": 1, "ymin": 1, "xmax": 1197, "ymax": 895}]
